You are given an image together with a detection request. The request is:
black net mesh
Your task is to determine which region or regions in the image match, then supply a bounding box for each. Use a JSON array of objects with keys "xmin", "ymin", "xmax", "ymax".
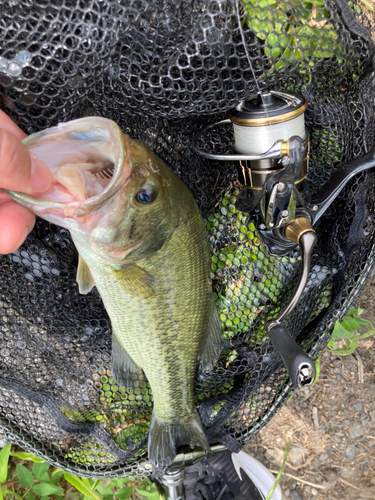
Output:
[{"xmin": 0, "ymin": 0, "xmax": 375, "ymax": 478}]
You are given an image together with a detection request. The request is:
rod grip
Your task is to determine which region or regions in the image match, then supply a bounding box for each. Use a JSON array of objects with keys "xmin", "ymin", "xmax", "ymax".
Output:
[{"xmin": 267, "ymin": 323, "xmax": 316, "ymax": 388}]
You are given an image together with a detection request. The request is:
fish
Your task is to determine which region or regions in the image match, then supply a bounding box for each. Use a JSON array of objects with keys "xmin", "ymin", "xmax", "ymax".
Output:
[{"xmin": 4, "ymin": 117, "xmax": 222, "ymax": 471}]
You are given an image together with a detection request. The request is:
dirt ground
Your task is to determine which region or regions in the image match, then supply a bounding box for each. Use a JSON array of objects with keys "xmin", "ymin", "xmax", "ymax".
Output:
[{"xmin": 244, "ymin": 274, "xmax": 375, "ymax": 500}]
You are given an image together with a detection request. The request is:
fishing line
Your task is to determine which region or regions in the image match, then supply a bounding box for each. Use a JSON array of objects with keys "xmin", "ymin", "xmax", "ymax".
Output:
[
  {"xmin": 235, "ymin": 0, "xmax": 271, "ymax": 126},
  {"xmin": 233, "ymin": 114, "xmax": 306, "ymax": 154}
]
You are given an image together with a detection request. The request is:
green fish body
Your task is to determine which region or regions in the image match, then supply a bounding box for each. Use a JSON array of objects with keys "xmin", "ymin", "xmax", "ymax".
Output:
[{"xmin": 5, "ymin": 118, "xmax": 222, "ymax": 470}]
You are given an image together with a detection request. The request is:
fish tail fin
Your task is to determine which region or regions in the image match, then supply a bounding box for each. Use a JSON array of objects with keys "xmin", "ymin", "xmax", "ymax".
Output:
[{"xmin": 148, "ymin": 411, "xmax": 210, "ymax": 474}]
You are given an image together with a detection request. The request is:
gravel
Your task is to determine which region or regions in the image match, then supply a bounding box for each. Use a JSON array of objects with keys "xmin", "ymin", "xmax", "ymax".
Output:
[
  {"xmin": 345, "ymin": 445, "xmax": 356, "ymax": 460},
  {"xmin": 290, "ymin": 491, "xmax": 303, "ymax": 500},
  {"xmin": 349, "ymin": 423, "xmax": 364, "ymax": 439}
]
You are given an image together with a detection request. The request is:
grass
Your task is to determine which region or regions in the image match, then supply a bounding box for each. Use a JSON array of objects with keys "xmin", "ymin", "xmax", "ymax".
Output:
[
  {"xmin": 314, "ymin": 307, "xmax": 375, "ymax": 384},
  {"xmin": 326, "ymin": 307, "xmax": 375, "ymax": 356},
  {"xmin": 0, "ymin": 445, "xmax": 164, "ymax": 500},
  {"xmin": 265, "ymin": 442, "xmax": 290, "ymax": 500}
]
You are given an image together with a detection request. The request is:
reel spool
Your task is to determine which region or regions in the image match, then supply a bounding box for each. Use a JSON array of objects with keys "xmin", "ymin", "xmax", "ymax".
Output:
[{"xmin": 228, "ymin": 91, "xmax": 308, "ymax": 191}]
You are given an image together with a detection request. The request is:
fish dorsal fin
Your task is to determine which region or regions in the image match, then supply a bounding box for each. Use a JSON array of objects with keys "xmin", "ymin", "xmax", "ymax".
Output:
[
  {"xmin": 111, "ymin": 335, "xmax": 146, "ymax": 390},
  {"xmin": 76, "ymin": 254, "xmax": 95, "ymax": 294},
  {"xmin": 111, "ymin": 264, "xmax": 155, "ymax": 298},
  {"xmin": 197, "ymin": 295, "xmax": 223, "ymax": 372}
]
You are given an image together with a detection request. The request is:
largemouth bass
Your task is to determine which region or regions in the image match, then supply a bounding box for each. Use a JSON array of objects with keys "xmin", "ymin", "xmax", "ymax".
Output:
[{"xmin": 5, "ymin": 117, "xmax": 222, "ymax": 470}]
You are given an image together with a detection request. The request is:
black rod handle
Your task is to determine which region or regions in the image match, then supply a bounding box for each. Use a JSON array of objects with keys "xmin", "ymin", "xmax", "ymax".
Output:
[{"xmin": 267, "ymin": 323, "xmax": 316, "ymax": 388}]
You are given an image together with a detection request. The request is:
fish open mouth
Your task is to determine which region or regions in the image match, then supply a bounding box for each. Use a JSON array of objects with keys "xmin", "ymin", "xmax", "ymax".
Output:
[
  {"xmin": 5, "ymin": 117, "xmax": 129, "ymax": 217},
  {"xmin": 54, "ymin": 156, "xmax": 116, "ymax": 203}
]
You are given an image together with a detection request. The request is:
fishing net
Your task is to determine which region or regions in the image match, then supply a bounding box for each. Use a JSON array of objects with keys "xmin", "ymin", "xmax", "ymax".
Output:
[{"xmin": 0, "ymin": 0, "xmax": 375, "ymax": 478}]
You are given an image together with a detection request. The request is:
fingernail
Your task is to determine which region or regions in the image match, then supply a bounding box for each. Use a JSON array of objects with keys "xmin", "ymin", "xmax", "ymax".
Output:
[
  {"xmin": 22, "ymin": 223, "xmax": 34, "ymax": 242},
  {"xmin": 30, "ymin": 153, "xmax": 52, "ymax": 193}
]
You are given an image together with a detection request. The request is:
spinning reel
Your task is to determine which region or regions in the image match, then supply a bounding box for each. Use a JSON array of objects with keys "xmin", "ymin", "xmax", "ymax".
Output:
[{"xmin": 193, "ymin": 90, "xmax": 375, "ymax": 389}]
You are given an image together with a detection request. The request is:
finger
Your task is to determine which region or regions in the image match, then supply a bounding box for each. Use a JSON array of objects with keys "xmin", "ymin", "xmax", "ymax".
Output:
[
  {"xmin": 0, "ymin": 201, "xmax": 35, "ymax": 254},
  {"xmin": 0, "ymin": 110, "xmax": 26, "ymax": 140},
  {"xmin": 0, "ymin": 128, "xmax": 51, "ymax": 193}
]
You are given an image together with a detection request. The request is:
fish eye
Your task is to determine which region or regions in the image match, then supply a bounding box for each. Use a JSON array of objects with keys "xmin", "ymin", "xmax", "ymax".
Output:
[{"xmin": 134, "ymin": 189, "xmax": 156, "ymax": 204}]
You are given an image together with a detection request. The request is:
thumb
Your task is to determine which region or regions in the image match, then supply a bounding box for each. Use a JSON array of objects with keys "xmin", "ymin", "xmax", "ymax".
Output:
[
  {"xmin": 0, "ymin": 128, "xmax": 51, "ymax": 194},
  {"xmin": 29, "ymin": 151, "xmax": 53, "ymax": 193}
]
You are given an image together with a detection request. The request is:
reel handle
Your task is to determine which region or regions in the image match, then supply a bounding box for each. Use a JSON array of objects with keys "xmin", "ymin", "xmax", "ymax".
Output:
[{"xmin": 266, "ymin": 218, "xmax": 317, "ymax": 387}]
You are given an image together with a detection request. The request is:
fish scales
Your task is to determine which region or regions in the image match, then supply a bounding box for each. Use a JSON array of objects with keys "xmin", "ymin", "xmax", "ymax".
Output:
[{"xmin": 73, "ymin": 207, "xmax": 211, "ymax": 423}]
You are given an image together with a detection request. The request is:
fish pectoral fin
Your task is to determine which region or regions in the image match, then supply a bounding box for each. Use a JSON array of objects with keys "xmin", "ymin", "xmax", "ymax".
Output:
[
  {"xmin": 148, "ymin": 410, "xmax": 210, "ymax": 473},
  {"xmin": 111, "ymin": 264, "xmax": 155, "ymax": 298},
  {"xmin": 76, "ymin": 254, "xmax": 95, "ymax": 294},
  {"xmin": 197, "ymin": 295, "xmax": 223, "ymax": 372},
  {"xmin": 111, "ymin": 336, "xmax": 146, "ymax": 390}
]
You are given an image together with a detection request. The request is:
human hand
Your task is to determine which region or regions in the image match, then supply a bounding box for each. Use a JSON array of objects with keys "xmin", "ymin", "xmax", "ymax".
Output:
[{"xmin": 0, "ymin": 110, "xmax": 52, "ymax": 254}]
